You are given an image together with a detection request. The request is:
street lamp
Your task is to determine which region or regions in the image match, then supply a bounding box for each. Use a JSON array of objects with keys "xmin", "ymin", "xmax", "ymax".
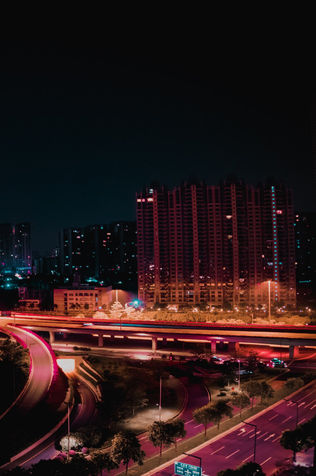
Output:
[
  {"xmin": 237, "ymin": 359, "xmax": 241, "ymax": 392},
  {"xmin": 159, "ymin": 376, "xmax": 162, "ymax": 422},
  {"xmin": 268, "ymin": 280, "xmax": 271, "ymax": 321},
  {"xmin": 242, "ymin": 421, "xmax": 257, "ymax": 462},
  {"xmin": 183, "ymin": 453, "xmax": 202, "ymax": 473}
]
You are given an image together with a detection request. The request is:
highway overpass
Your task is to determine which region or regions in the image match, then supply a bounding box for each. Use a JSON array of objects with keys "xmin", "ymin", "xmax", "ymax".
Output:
[{"xmin": 4, "ymin": 313, "xmax": 316, "ymax": 358}]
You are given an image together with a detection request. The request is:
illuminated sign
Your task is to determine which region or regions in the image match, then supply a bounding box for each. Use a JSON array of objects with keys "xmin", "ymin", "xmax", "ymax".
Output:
[{"xmin": 174, "ymin": 462, "xmax": 202, "ymax": 476}]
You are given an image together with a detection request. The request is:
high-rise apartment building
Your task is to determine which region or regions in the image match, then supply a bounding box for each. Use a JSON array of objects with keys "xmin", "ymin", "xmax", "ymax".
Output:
[
  {"xmin": 59, "ymin": 222, "xmax": 137, "ymax": 288},
  {"xmin": 0, "ymin": 222, "xmax": 32, "ymax": 275},
  {"xmin": 137, "ymin": 180, "xmax": 296, "ymax": 308},
  {"xmin": 295, "ymin": 212, "xmax": 316, "ymax": 304}
]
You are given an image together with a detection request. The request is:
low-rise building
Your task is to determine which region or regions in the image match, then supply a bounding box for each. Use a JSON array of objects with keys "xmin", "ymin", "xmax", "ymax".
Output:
[{"xmin": 53, "ymin": 286, "xmax": 112, "ymax": 314}]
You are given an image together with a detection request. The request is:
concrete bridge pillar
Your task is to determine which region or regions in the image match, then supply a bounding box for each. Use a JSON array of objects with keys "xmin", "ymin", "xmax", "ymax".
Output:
[
  {"xmin": 152, "ymin": 336, "xmax": 157, "ymax": 353},
  {"xmin": 98, "ymin": 333, "xmax": 104, "ymax": 347},
  {"xmin": 211, "ymin": 341, "xmax": 216, "ymax": 353},
  {"xmin": 228, "ymin": 342, "xmax": 240, "ymax": 355},
  {"xmin": 49, "ymin": 331, "xmax": 55, "ymax": 344},
  {"xmin": 289, "ymin": 345, "xmax": 298, "ymax": 359}
]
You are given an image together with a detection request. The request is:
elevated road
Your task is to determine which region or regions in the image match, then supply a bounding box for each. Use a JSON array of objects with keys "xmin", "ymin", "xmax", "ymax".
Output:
[
  {"xmin": 3, "ymin": 313, "xmax": 316, "ymax": 357},
  {"xmin": 0, "ymin": 326, "xmax": 57, "ymax": 417}
]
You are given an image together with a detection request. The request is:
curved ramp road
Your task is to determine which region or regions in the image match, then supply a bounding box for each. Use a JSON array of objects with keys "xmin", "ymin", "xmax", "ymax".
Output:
[{"xmin": 2, "ymin": 326, "xmax": 57, "ymax": 414}]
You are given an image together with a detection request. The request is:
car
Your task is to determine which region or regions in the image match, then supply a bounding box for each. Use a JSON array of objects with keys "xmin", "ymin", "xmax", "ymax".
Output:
[{"xmin": 269, "ymin": 358, "xmax": 287, "ymax": 368}]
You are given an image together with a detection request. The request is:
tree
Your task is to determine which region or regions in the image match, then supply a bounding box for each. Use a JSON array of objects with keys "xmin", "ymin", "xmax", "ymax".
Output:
[
  {"xmin": 260, "ymin": 382, "xmax": 274, "ymax": 403},
  {"xmin": 209, "ymin": 400, "xmax": 233, "ymax": 429},
  {"xmin": 91, "ymin": 452, "xmax": 118, "ymax": 475},
  {"xmin": 193, "ymin": 405, "xmax": 212, "ymax": 437},
  {"xmin": 217, "ymin": 470, "xmax": 237, "ymax": 476},
  {"xmin": 66, "ymin": 454, "xmax": 97, "ymax": 475},
  {"xmin": 2, "ymin": 468, "xmax": 30, "ymax": 475},
  {"xmin": 29, "ymin": 459, "xmax": 67, "ymax": 476},
  {"xmin": 297, "ymin": 416, "xmax": 316, "ymax": 468},
  {"xmin": 242, "ymin": 381, "xmax": 262, "ymax": 408},
  {"xmin": 285, "ymin": 377, "xmax": 304, "ymax": 392},
  {"xmin": 76, "ymin": 425, "xmax": 103, "ymax": 448},
  {"xmin": 247, "ymin": 352, "xmax": 259, "ymax": 372},
  {"xmin": 110, "ymin": 431, "xmax": 145, "ymax": 475},
  {"xmin": 148, "ymin": 421, "xmax": 173, "ymax": 456},
  {"xmin": 280, "ymin": 426, "xmax": 305, "ymax": 462},
  {"xmin": 217, "ymin": 461, "xmax": 265, "ymax": 475},
  {"xmin": 239, "ymin": 461, "xmax": 265, "ymax": 475},
  {"xmin": 0, "ymin": 337, "xmax": 29, "ymax": 369},
  {"xmin": 59, "ymin": 433, "xmax": 84, "ymax": 452},
  {"xmin": 231, "ymin": 392, "xmax": 250, "ymax": 417},
  {"xmin": 166, "ymin": 419, "xmax": 186, "ymax": 449}
]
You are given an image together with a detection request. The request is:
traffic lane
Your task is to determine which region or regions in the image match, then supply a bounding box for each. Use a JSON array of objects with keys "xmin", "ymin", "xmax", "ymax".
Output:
[
  {"xmin": 9, "ymin": 328, "xmax": 54, "ymax": 412},
  {"xmin": 154, "ymin": 383, "xmax": 316, "ymax": 476},
  {"xmin": 72, "ymin": 379, "xmax": 98, "ymax": 429},
  {"xmin": 111, "ymin": 379, "xmax": 210, "ymax": 475}
]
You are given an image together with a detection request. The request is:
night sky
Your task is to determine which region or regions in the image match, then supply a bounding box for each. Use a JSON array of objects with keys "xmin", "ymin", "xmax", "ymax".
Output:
[{"xmin": 0, "ymin": 37, "xmax": 314, "ymax": 253}]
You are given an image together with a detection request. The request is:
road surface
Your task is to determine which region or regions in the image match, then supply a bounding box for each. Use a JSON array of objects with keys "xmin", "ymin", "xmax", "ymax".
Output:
[
  {"xmin": 151, "ymin": 382, "xmax": 316, "ymax": 476},
  {"xmin": 111, "ymin": 377, "xmax": 210, "ymax": 475},
  {"xmin": 0, "ymin": 326, "xmax": 56, "ymax": 416}
]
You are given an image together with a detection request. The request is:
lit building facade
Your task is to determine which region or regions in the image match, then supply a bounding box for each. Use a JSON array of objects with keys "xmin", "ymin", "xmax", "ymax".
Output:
[
  {"xmin": 59, "ymin": 222, "xmax": 137, "ymax": 288},
  {"xmin": 137, "ymin": 180, "xmax": 296, "ymax": 308},
  {"xmin": 53, "ymin": 286, "xmax": 112, "ymax": 314},
  {"xmin": 295, "ymin": 212, "xmax": 316, "ymax": 304},
  {"xmin": 0, "ymin": 222, "xmax": 32, "ymax": 275}
]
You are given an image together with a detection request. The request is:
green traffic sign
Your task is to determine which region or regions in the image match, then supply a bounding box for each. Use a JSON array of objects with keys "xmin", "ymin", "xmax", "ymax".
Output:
[{"xmin": 174, "ymin": 461, "xmax": 202, "ymax": 476}]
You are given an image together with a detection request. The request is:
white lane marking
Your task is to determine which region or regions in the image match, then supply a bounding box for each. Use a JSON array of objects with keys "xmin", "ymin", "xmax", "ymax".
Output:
[
  {"xmin": 211, "ymin": 445, "xmax": 225, "ymax": 455},
  {"xmin": 194, "ymin": 424, "xmax": 203, "ymax": 428},
  {"xmin": 185, "ymin": 419, "xmax": 194, "ymax": 425},
  {"xmin": 297, "ymin": 390, "xmax": 315, "ymax": 402},
  {"xmin": 226, "ymin": 449, "xmax": 240, "ymax": 459},
  {"xmin": 311, "ymin": 404, "xmax": 316, "ymax": 410},
  {"xmin": 305, "ymin": 399, "xmax": 316, "ymax": 408},
  {"xmin": 242, "ymin": 455, "xmax": 253, "ymax": 463},
  {"xmin": 268, "ymin": 414, "xmax": 278, "ymax": 421},
  {"xmin": 298, "ymin": 402, "xmax": 306, "ymax": 408},
  {"xmin": 282, "ymin": 416, "xmax": 292, "ymax": 424},
  {"xmin": 139, "ymin": 436, "xmax": 147, "ymax": 441},
  {"xmin": 261, "ymin": 457, "xmax": 272, "ymax": 466},
  {"xmin": 237, "ymin": 428, "xmax": 246, "ymax": 435},
  {"xmin": 272, "ymin": 435, "xmax": 281, "ymax": 443},
  {"xmin": 244, "ymin": 429, "xmax": 255, "ymax": 436},
  {"xmin": 264, "ymin": 433, "xmax": 275, "ymax": 441},
  {"xmin": 257, "ymin": 431, "xmax": 268, "ymax": 440},
  {"xmin": 299, "ymin": 418, "xmax": 306, "ymax": 425}
]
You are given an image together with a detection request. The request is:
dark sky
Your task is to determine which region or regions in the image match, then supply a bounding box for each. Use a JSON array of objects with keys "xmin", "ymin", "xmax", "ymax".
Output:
[{"xmin": 0, "ymin": 36, "xmax": 314, "ymax": 253}]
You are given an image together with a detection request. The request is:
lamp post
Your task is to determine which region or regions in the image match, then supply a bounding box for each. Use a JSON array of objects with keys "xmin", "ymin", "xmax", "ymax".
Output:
[
  {"xmin": 159, "ymin": 376, "xmax": 162, "ymax": 422},
  {"xmin": 268, "ymin": 280, "xmax": 271, "ymax": 321},
  {"xmin": 238, "ymin": 359, "xmax": 241, "ymax": 392},
  {"xmin": 242, "ymin": 421, "xmax": 257, "ymax": 462},
  {"xmin": 183, "ymin": 453, "xmax": 202, "ymax": 473}
]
